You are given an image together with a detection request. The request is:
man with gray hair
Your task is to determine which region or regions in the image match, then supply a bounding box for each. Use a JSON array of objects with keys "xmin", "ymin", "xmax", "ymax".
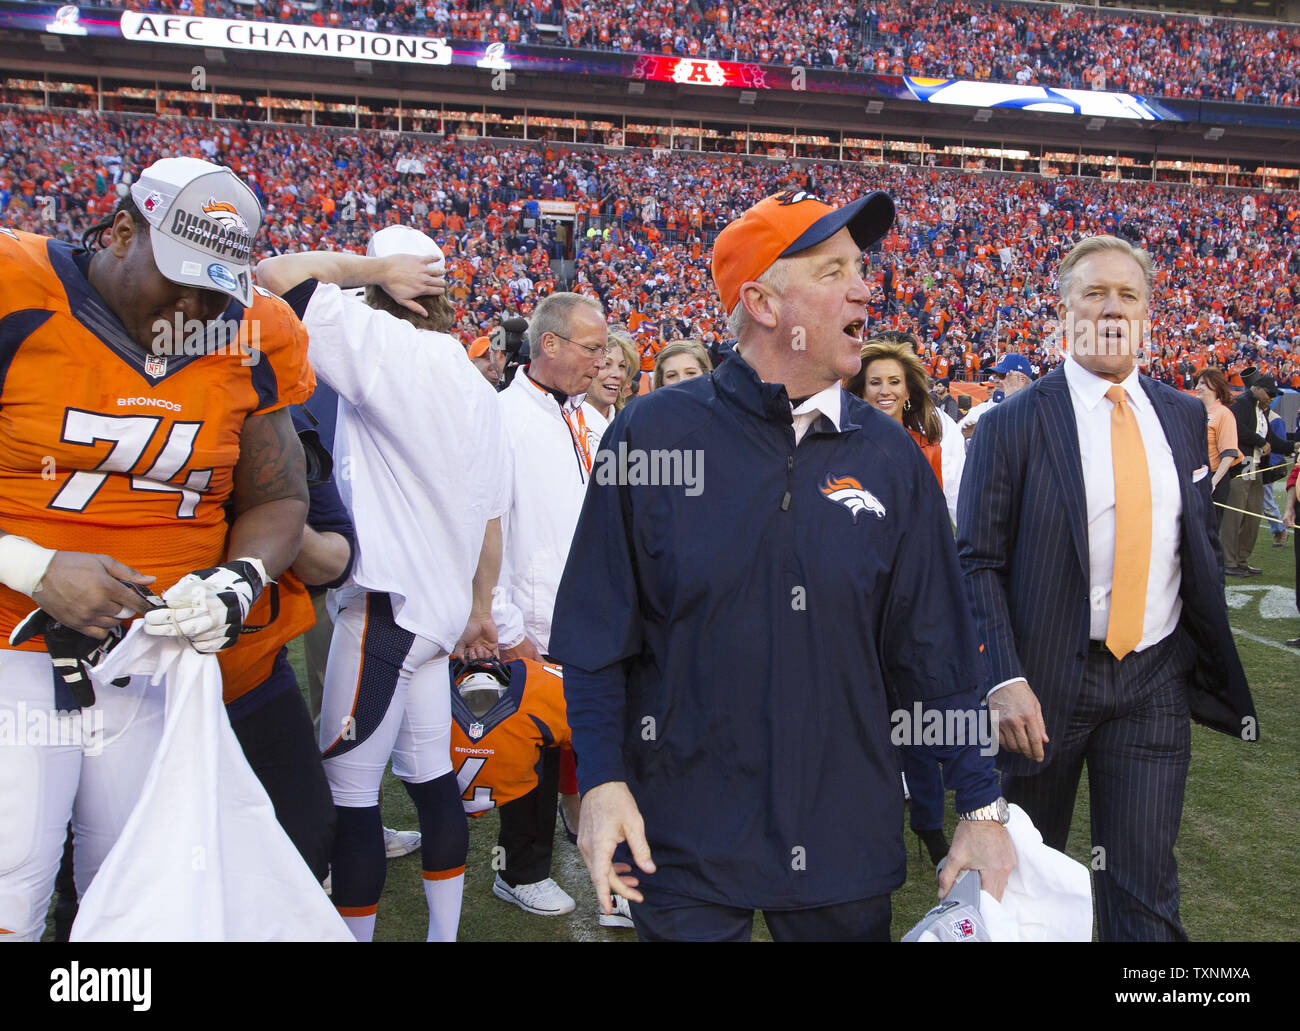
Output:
[
  {"xmin": 957, "ymin": 234, "xmax": 1255, "ymax": 940},
  {"xmin": 958, "ymin": 353, "xmax": 1036, "ymax": 442},
  {"xmin": 551, "ymin": 189, "xmax": 1014, "ymax": 940},
  {"xmin": 490, "ymin": 291, "xmax": 609, "ymax": 918}
]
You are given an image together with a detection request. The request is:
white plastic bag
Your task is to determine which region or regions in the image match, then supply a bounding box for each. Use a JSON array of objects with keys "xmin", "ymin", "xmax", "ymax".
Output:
[
  {"xmin": 976, "ymin": 803, "xmax": 1093, "ymax": 942},
  {"xmin": 72, "ymin": 625, "xmax": 353, "ymax": 941}
]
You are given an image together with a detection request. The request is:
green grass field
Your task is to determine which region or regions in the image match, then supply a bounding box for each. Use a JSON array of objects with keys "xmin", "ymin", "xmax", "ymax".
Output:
[{"xmin": 358, "ymin": 496, "xmax": 1299, "ymax": 943}]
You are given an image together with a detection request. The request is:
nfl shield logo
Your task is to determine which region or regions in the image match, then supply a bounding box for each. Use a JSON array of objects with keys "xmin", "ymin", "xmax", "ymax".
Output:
[
  {"xmin": 953, "ymin": 918, "xmax": 975, "ymax": 939},
  {"xmin": 145, "ymin": 354, "xmax": 167, "ymax": 378},
  {"xmin": 468, "ymin": 722, "xmax": 484, "ymax": 740}
]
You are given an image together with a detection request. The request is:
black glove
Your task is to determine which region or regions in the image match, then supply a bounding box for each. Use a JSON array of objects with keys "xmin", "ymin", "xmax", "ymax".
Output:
[{"xmin": 9, "ymin": 610, "xmax": 130, "ymax": 708}]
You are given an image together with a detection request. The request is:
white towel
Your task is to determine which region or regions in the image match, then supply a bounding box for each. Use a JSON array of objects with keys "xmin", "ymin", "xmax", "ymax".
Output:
[
  {"xmin": 978, "ymin": 803, "xmax": 1093, "ymax": 942},
  {"xmin": 72, "ymin": 625, "xmax": 353, "ymax": 942}
]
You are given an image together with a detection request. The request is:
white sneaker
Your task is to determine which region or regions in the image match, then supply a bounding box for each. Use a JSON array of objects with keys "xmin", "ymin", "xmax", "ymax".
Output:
[
  {"xmin": 599, "ymin": 894, "xmax": 634, "ymax": 929},
  {"xmin": 493, "ymin": 874, "xmax": 576, "ymax": 916},
  {"xmin": 384, "ymin": 827, "xmax": 421, "ymax": 859}
]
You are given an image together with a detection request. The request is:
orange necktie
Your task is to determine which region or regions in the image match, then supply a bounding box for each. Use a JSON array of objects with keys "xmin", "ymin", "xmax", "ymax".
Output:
[{"xmin": 1105, "ymin": 385, "xmax": 1151, "ymax": 661}]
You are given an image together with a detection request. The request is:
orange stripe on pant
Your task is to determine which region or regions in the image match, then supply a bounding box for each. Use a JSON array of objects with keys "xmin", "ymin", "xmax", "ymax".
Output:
[
  {"xmin": 422, "ymin": 866, "xmax": 466, "ymax": 882},
  {"xmin": 335, "ymin": 903, "xmax": 379, "ymax": 917}
]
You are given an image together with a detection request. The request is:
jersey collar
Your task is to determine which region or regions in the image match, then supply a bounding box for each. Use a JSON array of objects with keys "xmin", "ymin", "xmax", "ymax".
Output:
[{"xmin": 53, "ymin": 241, "xmax": 243, "ymax": 386}]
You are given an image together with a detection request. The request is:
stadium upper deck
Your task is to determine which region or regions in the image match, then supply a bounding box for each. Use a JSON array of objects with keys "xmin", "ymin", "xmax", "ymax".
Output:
[
  {"xmin": 24, "ymin": 0, "xmax": 1300, "ymax": 107},
  {"xmin": 3, "ymin": 106, "xmax": 1297, "ymax": 391}
]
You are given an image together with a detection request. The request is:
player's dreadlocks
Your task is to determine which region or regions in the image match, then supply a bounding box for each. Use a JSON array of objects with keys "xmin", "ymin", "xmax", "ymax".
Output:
[{"xmin": 80, "ymin": 192, "xmax": 147, "ymax": 251}]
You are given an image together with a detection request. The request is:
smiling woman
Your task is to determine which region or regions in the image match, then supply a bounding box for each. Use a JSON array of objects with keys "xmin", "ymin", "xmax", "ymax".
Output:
[
  {"xmin": 585, "ymin": 327, "xmax": 637, "ymax": 419},
  {"xmin": 844, "ymin": 335, "xmax": 943, "ymax": 457}
]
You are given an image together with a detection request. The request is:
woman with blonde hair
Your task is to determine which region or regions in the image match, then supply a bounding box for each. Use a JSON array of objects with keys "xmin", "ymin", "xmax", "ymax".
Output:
[
  {"xmin": 582, "ymin": 327, "xmax": 640, "ymax": 461},
  {"xmin": 845, "ymin": 331, "xmax": 949, "ymax": 866},
  {"xmin": 585, "ymin": 327, "xmax": 639, "ymax": 421},
  {"xmin": 653, "ymin": 339, "xmax": 712, "ymax": 390},
  {"xmin": 610, "ymin": 328, "xmax": 641, "ymax": 413}
]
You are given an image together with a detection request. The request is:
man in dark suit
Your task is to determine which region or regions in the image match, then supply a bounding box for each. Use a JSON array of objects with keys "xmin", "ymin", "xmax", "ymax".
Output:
[{"xmin": 956, "ymin": 235, "xmax": 1257, "ymax": 942}]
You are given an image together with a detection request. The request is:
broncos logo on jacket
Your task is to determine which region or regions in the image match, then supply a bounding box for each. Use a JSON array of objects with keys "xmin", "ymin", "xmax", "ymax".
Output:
[{"xmin": 820, "ymin": 474, "xmax": 887, "ymax": 521}]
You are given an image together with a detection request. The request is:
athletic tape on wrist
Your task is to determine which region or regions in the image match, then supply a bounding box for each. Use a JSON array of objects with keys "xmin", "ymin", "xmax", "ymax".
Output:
[{"xmin": 0, "ymin": 536, "xmax": 58, "ymax": 598}]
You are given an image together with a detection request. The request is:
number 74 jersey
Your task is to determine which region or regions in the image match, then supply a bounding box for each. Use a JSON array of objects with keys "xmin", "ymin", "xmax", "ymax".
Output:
[
  {"xmin": 450, "ymin": 658, "xmax": 571, "ymax": 816},
  {"xmin": 0, "ymin": 230, "xmax": 314, "ymax": 645}
]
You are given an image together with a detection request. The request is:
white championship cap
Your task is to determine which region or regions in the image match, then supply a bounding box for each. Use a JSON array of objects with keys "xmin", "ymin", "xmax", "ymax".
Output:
[
  {"xmin": 130, "ymin": 157, "xmax": 261, "ymax": 307},
  {"xmin": 366, "ymin": 224, "xmax": 445, "ymax": 300},
  {"xmin": 901, "ymin": 868, "xmax": 993, "ymax": 942}
]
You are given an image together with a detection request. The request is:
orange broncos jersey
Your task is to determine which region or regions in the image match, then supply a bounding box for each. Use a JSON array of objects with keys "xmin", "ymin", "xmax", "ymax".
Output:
[
  {"xmin": 0, "ymin": 229, "xmax": 315, "ymax": 702},
  {"xmin": 450, "ymin": 658, "xmax": 569, "ymax": 816}
]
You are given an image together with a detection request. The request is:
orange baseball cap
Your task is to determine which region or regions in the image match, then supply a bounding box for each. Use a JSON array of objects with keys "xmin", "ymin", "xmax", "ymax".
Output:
[
  {"xmin": 711, "ymin": 189, "xmax": 895, "ymax": 314},
  {"xmin": 468, "ymin": 335, "xmax": 491, "ymax": 359}
]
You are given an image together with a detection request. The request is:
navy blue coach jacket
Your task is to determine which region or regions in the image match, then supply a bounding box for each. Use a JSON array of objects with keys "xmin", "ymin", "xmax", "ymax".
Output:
[{"xmin": 549, "ymin": 353, "xmax": 1000, "ymax": 910}]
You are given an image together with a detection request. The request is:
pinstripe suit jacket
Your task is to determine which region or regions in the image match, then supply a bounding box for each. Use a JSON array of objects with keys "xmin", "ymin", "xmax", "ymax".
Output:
[{"xmin": 956, "ymin": 366, "xmax": 1256, "ymax": 778}]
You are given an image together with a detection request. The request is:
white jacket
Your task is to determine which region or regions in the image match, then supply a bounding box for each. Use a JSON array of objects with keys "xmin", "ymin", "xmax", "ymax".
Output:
[
  {"xmin": 492, "ymin": 370, "xmax": 595, "ymax": 654},
  {"xmin": 299, "ymin": 282, "xmax": 509, "ymax": 651}
]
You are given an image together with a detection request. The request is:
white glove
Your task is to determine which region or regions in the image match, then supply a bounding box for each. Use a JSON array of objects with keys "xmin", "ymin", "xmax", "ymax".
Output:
[{"xmin": 143, "ymin": 557, "xmax": 268, "ymax": 653}]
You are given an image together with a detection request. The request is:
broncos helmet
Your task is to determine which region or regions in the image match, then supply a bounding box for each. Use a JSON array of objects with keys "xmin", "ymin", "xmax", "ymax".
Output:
[{"xmin": 451, "ymin": 655, "xmax": 511, "ymax": 717}]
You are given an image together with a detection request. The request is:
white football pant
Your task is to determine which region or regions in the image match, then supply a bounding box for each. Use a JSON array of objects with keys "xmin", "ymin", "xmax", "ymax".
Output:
[{"xmin": 0, "ymin": 649, "xmax": 163, "ymax": 941}]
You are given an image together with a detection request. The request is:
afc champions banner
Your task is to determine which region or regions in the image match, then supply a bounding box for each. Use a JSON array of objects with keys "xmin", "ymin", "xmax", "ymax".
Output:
[
  {"xmin": 119, "ymin": 10, "xmax": 453, "ymax": 65},
  {"xmin": 0, "ymin": 2, "xmax": 1185, "ymax": 122}
]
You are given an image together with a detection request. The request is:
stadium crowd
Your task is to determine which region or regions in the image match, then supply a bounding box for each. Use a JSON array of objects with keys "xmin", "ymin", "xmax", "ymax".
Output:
[
  {"xmin": 0, "ymin": 86, "xmax": 1290, "ymax": 944},
  {"xmin": 52, "ymin": 0, "xmax": 1300, "ymax": 107},
  {"xmin": 2, "ymin": 106, "xmax": 1299, "ymax": 388}
]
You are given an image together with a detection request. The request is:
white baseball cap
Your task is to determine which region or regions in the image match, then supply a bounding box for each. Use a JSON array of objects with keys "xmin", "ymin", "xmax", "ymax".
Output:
[
  {"xmin": 366, "ymin": 224, "xmax": 445, "ymax": 301},
  {"xmin": 367, "ymin": 224, "xmax": 445, "ymax": 264},
  {"xmin": 130, "ymin": 157, "xmax": 261, "ymax": 307}
]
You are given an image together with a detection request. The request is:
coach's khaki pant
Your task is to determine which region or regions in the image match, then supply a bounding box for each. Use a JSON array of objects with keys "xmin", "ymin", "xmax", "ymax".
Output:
[{"xmin": 1221, "ymin": 474, "xmax": 1263, "ymax": 569}]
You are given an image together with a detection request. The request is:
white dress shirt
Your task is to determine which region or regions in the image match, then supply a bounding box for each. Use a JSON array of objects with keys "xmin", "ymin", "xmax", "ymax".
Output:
[
  {"xmin": 792, "ymin": 382, "xmax": 842, "ymax": 445},
  {"xmin": 1243, "ymin": 405, "xmax": 1267, "ymax": 473},
  {"xmin": 1062, "ymin": 356, "xmax": 1183, "ymax": 650}
]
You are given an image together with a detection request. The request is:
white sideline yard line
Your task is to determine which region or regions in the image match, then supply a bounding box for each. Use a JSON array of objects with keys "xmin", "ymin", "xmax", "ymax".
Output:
[{"xmin": 1231, "ymin": 626, "xmax": 1298, "ymax": 655}]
